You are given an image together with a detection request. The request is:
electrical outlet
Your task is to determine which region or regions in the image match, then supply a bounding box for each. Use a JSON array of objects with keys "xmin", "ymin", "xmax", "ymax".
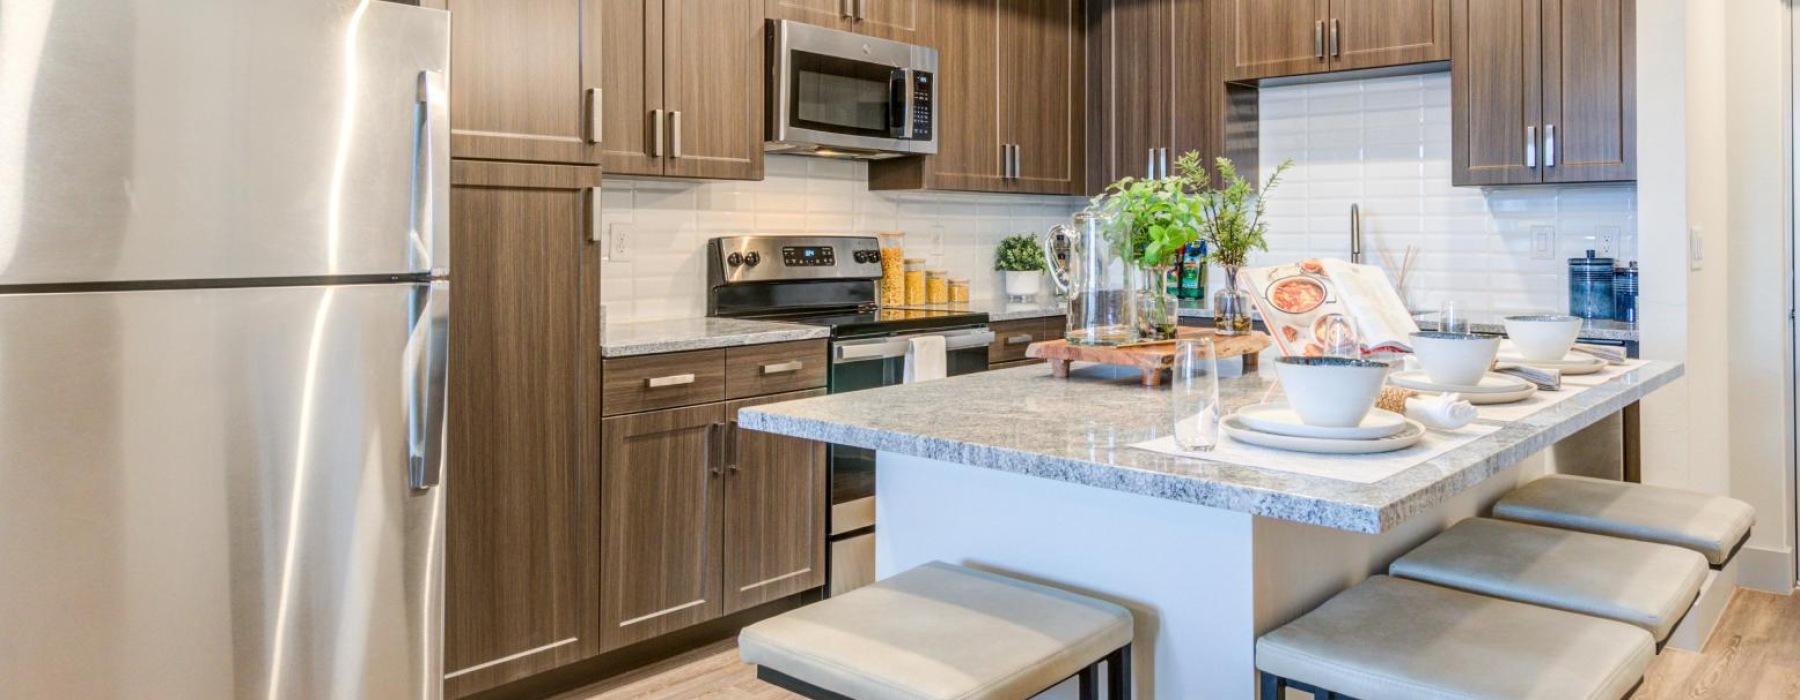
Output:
[
  {"xmin": 1595, "ymin": 226, "xmax": 1619, "ymax": 256},
  {"xmin": 1531, "ymin": 226, "xmax": 1556, "ymax": 260},
  {"xmin": 1689, "ymin": 226, "xmax": 1704, "ymax": 270},
  {"xmin": 608, "ymin": 224, "xmax": 634, "ymax": 262},
  {"xmin": 929, "ymin": 229, "xmax": 945, "ymax": 256}
]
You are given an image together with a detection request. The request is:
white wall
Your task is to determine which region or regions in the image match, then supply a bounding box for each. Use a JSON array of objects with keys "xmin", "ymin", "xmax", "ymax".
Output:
[
  {"xmin": 1255, "ymin": 73, "xmax": 1638, "ymax": 316},
  {"xmin": 598, "ymin": 156, "xmax": 1084, "ymax": 321}
]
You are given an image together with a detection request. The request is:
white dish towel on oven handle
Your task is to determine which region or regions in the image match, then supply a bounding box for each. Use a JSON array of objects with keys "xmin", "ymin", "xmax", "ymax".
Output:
[{"xmin": 903, "ymin": 335, "xmax": 947, "ymax": 383}]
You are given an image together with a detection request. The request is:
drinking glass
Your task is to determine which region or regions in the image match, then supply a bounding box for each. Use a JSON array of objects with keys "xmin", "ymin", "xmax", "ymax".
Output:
[
  {"xmin": 1439, "ymin": 300, "xmax": 1469, "ymax": 334},
  {"xmin": 1171, "ymin": 338, "xmax": 1222, "ymax": 452},
  {"xmin": 1319, "ymin": 314, "xmax": 1361, "ymax": 359}
]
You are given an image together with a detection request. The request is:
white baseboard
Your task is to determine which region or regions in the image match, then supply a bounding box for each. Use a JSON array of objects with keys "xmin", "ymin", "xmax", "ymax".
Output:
[{"xmin": 1736, "ymin": 544, "xmax": 1797, "ymax": 594}]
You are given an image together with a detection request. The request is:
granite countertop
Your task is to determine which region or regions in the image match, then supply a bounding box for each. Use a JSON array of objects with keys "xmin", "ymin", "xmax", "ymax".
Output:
[
  {"xmin": 1413, "ymin": 311, "xmax": 1639, "ymax": 342},
  {"xmin": 601, "ymin": 317, "xmax": 829, "ymax": 357},
  {"xmin": 740, "ymin": 360, "xmax": 1682, "ymax": 533}
]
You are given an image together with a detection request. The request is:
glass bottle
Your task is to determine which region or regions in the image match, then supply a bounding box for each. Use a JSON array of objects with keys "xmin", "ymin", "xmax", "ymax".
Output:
[{"xmin": 1213, "ymin": 264, "xmax": 1252, "ymax": 336}]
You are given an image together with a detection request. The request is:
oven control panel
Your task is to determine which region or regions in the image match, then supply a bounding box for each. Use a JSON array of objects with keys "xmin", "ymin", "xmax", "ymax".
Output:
[{"xmin": 708, "ymin": 235, "xmax": 881, "ymax": 285}]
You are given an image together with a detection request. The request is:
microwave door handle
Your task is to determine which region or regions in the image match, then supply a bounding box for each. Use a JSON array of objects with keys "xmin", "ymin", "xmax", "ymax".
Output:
[{"xmin": 889, "ymin": 68, "xmax": 914, "ymax": 139}]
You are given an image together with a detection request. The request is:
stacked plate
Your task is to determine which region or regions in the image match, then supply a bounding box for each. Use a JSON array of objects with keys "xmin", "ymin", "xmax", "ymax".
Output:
[
  {"xmin": 1225, "ymin": 403, "xmax": 1426, "ymax": 454},
  {"xmin": 1496, "ymin": 351, "xmax": 1606, "ymax": 375},
  {"xmin": 1388, "ymin": 370, "xmax": 1538, "ymax": 404}
]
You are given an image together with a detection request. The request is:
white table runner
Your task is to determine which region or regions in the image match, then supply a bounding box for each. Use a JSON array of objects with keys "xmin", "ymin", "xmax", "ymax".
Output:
[{"xmin": 1132, "ymin": 422, "xmax": 1502, "ymax": 484}]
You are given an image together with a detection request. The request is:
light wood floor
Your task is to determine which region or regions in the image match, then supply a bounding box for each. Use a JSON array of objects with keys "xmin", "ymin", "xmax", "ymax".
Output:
[{"xmin": 567, "ymin": 589, "xmax": 1800, "ymax": 700}]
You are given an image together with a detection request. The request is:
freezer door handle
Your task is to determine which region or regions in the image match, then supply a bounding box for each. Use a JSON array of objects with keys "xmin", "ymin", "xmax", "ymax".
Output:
[
  {"xmin": 417, "ymin": 69, "xmax": 450, "ymax": 273},
  {"xmin": 407, "ymin": 282, "xmax": 450, "ymax": 491}
]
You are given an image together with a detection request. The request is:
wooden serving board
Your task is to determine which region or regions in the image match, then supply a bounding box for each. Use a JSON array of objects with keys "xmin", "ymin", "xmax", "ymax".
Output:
[{"xmin": 1025, "ymin": 329, "xmax": 1272, "ymax": 386}]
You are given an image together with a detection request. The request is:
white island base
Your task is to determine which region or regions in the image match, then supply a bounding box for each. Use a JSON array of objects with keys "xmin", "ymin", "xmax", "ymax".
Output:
[{"xmin": 874, "ymin": 451, "xmax": 1552, "ymax": 699}]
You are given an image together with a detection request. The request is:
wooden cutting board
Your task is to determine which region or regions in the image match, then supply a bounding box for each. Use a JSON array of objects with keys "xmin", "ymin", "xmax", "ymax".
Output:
[{"xmin": 1025, "ymin": 329, "xmax": 1271, "ymax": 386}]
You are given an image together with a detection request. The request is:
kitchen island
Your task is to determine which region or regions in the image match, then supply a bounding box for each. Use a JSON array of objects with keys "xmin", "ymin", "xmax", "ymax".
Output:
[{"xmin": 738, "ymin": 358, "xmax": 1683, "ymax": 698}]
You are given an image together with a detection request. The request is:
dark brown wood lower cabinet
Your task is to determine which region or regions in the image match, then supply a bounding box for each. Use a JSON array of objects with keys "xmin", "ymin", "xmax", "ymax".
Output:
[
  {"xmin": 444, "ymin": 161, "xmax": 602, "ymax": 699},
  {"xmin": 599, "ymin": 403, "xmax": 727, "ymax": 652},
  {"xmin": 723, "ymin": 390, "xmax": 829, "ymax": 614}
]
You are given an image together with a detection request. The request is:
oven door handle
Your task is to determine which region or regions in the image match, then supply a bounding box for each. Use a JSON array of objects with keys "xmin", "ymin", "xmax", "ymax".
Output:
[{"xmin": 834, "ymin": 329, "xmax": 995, "ymax": 363}]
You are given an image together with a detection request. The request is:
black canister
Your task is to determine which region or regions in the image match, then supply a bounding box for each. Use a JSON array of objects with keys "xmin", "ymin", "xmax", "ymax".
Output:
[
  {"xmin": 1568, "ymin": 250, "xmax": 1616, "ymax": 320},
  {"xmin": 1613, "ymin": 261, "xmax": 1639, "ymax": 324}
]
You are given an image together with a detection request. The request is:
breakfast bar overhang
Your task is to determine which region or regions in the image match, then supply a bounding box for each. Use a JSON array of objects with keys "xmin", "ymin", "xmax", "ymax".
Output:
[{"xmin": 738, "ymin": 359, "xmax": 1684, "ymax": 698}]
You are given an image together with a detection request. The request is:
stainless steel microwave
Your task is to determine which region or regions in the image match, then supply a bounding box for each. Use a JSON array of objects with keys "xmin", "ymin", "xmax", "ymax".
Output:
[{"xmin": 766, "ymin": 20, "xmax": 937, "ymax": 159}]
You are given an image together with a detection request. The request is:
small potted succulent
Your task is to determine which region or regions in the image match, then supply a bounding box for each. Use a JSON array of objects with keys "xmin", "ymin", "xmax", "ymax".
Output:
[{"xmin": 995, "ymin": 234, "xmax": 1048, "ymax": 302}]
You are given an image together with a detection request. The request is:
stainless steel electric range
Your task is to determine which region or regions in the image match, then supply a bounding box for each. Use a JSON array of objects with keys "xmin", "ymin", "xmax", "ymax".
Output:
[{"xmin": 707, "ymin": 235, "xmax": 991, "ymax": 594}]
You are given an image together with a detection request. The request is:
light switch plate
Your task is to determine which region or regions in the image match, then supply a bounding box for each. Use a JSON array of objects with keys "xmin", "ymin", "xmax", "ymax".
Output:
[
  {"xmin": 1531, "ymin": 226, "xmax": 1557, "ymax": 260},
  {"xmin": 1689, "ymin": 226, "xmax": 1704, "ymax": 270}
]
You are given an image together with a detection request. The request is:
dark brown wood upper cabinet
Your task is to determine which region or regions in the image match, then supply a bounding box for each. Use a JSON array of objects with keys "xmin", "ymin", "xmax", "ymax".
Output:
[
  {"xmin": 430, "ymin": 0, "xmax": 605, "ymax": 165},
  {"xmin": 443, "ymin": 161, "xmax": 602, "ymax": 699},
  {"xmin": 870, "ymin": 0, "xmax": 1085, "ymax": 195},
  {"xmin": 1452, "ymin": 0, "xmax": 1634, "ymax": 186},
  {"xmin": 1218, "ymin": 0, "xmax": 1448, "ymax": 82},
  {"xmin": 722, "ymin": 390, "xmax": 829, "ymax": 615},
  {"xmin": 765, "ymin": 0, "xmax": 932, "ymax": 42},
  {"xmin": 603, "ymin": 1, "xmax": 765, "ymax": 180},
  {"xmin": 1087, "ymin": 0, "xmax": 1224, "ymax": 193},
  {"xmin": 599, "ymin": 403, "xmax": 728, "ymax": 652}
]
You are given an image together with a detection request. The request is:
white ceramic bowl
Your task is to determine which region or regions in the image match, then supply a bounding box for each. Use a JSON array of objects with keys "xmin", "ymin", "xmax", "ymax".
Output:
[
  {"xmin": 1503, "ymin": 315, "xmax": 1585, "ymax": 362},
  {"xmin": 1273, "ymin": 357, "xmax": 1392, "ymax": 428},
  {"xmin": 1410, "ymin": 331, "xmax": 1501, "ymax": 387}
]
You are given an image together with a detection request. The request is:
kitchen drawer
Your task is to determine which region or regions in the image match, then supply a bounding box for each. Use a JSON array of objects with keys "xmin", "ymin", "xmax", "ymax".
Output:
[
  {"xmin": 988, "ymin": 318, "xmax": 1060, "ymax": 364},
  {"xmin": 990, "ymin": 358, "xmax": 1046, "ymax": 371},
  {"xmin": 602, "ymin": 349, "xmax": 727, "ymax": 416},
  {"xmin": 726, "ymin": 340, "xmax": 827, "ymax": 399}
]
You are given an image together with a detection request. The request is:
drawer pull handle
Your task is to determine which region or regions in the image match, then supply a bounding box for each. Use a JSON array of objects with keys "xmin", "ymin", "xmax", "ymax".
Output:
[
  {"xmin": 646, "ymin": 373, "xmax": 696, "ymax": 388},
  {"xmin": 1004, "ymin": 334, "xmax": 1034, "ymax": 346},
  {"xmin": 761, "ymin": 360, "xmax": 805, "ymax": 375}
]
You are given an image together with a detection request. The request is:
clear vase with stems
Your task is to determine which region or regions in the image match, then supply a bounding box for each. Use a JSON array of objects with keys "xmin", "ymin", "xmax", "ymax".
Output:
[
  {"xmin": 1134, "ymin": 264, "xmax": 1179, "ymax": 341},
  {"xmin": 1213, "ymin": 264, "xmax": 1252, "ymax": 336}
]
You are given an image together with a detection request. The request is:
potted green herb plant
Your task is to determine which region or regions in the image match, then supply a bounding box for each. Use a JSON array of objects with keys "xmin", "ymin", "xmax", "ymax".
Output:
[
  {"xmin": 1199, "ymin": 156, "xmax": 1291, "ymax": 336},
  {"xmin": 995, "ymin": 233, "xmax": 1048, "ymax": 302},
  {"xmin": 1090, "ymin": 152, "xmax": 1211, "ymax": 340}
]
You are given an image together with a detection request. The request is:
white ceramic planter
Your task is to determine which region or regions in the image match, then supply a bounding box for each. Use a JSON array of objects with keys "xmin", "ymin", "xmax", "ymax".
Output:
[{"xmin": 1003, "ymin": 270, "xmax": 1043, "ymax": 300}]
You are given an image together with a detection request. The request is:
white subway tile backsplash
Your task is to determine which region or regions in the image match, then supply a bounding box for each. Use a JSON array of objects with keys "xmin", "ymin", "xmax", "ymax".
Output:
[
  {"xmin": 599, "ymin": 156, "xmax": 1085, "ymax": 321},
  {"xmin": 1255, "ymin": 72, "xmax": 1636, "ymax": 314}
]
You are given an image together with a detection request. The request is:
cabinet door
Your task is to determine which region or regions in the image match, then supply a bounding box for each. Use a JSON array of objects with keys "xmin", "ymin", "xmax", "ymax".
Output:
[
  {"xmin": 1219, "ymin": 0, "xmax": 1329, "ymax": 81},
  {"xmin": 1541, "ymin": 0, "xmax": 1634, "ymax": 183},
  {"xmin": 998, "ymin": 0, "xmax": 1084, "ymax": 195},
  {"xmin": 434, "ymin": 0, "xmax": 602, "ymax": 165},
  {"xmin": 1088, "ymin": 0, "xmax": 1174, "ymax": 192},
  {"xmin": 766, "ymin": 0, "xmax": 854, "ymax": 29},
  {"xmin": 599, "ymin": 403, "xmax": 727, "ymax": 651},
  {"xmin": 598, "ymin": 0, "xmax": 665, "ymax": 175},
  {"xmin": 444, "ymin": 161, "xmax": 602, "ymax": 698},
  {"xmin": 854, "ymin": 0, "xmax": 933, "ymax": 42},
  {"xmin": 870, "ymin": 0, "xmax": 1005, "ymax": 192},
  {"xmin": 1450, "ymin": 0, "xmax": 1543, "ymax": 186},
  {"xmin": 722, "ymin": 390, "xmax": 829, "ymax": 615},
  {"xmin": 1327, "ymin": 0, "xmax": 1450, "ymax": 72},
  {"xmin": 662, "ymin": 0, "xmax": 765, "ymax": 180}
]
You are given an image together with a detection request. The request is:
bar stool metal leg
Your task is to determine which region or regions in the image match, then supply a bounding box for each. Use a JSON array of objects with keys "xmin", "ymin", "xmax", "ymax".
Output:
[
  {"xmin": 1104, "ymin": 645, "xmax": 1131, "ymax": 700},
  {"xmin": 1077, "ymin": 665, "xmax": 1097, "ymax": 700}
]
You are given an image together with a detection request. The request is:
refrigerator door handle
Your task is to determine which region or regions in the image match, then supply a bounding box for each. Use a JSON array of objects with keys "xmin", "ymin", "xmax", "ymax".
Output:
[
  {"xmin": 407, "ymin": 281, "xmax": 451, "ymax": 491},
  {"xmin": 417, "ymin": 69, "xmax": 451, "ymax": 274}
]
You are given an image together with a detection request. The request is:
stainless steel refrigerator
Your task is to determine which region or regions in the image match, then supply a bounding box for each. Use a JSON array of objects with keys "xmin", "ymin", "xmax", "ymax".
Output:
[{"xmin": 0, "ymin": 1, "xmax": 451, "ymax": 698}]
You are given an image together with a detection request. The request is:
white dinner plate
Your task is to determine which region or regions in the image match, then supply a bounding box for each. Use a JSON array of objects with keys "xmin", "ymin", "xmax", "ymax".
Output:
[
  {"xmin": 1496, "ymin": 353, "xmax": 1607, "ymax": 375},
  {"xmin": 1223, "ymin": 415, "xmax": 1426, "ymax": 454},
  {"xmin": 1388, "ymin": 370, "xmax": 1534, "ymax": 395},
  {"xmin": 1234, "ymin": 403, "xmax": 1408, "ymax": 440}
]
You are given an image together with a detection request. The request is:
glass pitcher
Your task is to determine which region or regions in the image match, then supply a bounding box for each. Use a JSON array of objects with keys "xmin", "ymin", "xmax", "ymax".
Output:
[{"xmin": 1043, "ymin": 211, "xmax": 1138, "ymax": 345}]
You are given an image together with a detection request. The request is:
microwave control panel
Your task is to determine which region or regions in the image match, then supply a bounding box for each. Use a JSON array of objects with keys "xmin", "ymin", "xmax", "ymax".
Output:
[{"xmin": 909, "ymin": 71, "xmax": 933, "ymax": 141}]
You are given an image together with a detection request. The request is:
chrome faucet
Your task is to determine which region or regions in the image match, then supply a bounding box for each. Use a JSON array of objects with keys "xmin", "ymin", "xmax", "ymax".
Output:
[{"xmin": 1349, "ymin": 203, "xmax": 1363, "ymax": 264}]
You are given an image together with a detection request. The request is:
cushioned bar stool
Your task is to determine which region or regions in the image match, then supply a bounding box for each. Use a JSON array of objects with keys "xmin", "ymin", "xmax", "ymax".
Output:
[
  {"xmin": 1256, "ymin": 576, "xmax": 1654, "ymax": 700},
  {"xmin": 740, "ymin": 562, "xmax": 1134, "ymax": 700},
  {"xmin": 1390, "ymin": 518, "xmax": 1708, "ymax": 646},
  {"xmin": 1494, "ymin": 475, "xmax": 1756, "ymax": 567}
]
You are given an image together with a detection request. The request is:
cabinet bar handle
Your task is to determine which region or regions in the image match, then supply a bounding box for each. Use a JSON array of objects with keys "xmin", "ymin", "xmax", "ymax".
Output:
[
  {"xmin": 761, "ymin": 360, "xmax": 804, "ymax": 375},
  {"xmin": 1004, "ymin": 334, "xmax": 1034, "ymax": 346},
  {"xmin": 651, "ymin": 108, "xmax": 665, "ymax": 157},
  {"xmin": 588, "ymin": 187, "xmax": 602, "ymax": 243},
  {"xmin": 1160, "ymin": 148, "xmax": 1170, "ymax": 179},
  {"xmin": 1526, "ymin": 126, "xmax": 1538, "ymax": 168},
  {"xmin": 1315, "ymin": 21, "xmax": 1325, "ymax": 59},
  {"xmin": 1330, "ymin": 19, "xmax": 1340, "ymax": 57},
  {"xmin": 586, "ymin": 88, "xmax": 602, "ymax": 144},
  {"xmin": 670, "ymin": 110, "xmax": 683, "ymax": 159},
  {"xmin": 854, "ymin": 0, "xmax": 866, "ymax": 20},
  {"xmin": 1148, "ymin": 149, "xmax": 1157, "ymax": 179},
  {"xmin": 645, "ymin": 373, "xmax": 695, "ymax": 388},
  {"xmin": 1545, "ymin": 124, "xmax": 1557, "ymax": 168},
  {"xmin": 841, "ymin": 0, "xmax": 852, "ymax": 17}
]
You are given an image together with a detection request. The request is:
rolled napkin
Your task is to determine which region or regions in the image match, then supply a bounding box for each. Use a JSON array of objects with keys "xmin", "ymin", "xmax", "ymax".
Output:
[
  {"xmin": 1406, "ymin": 392, "xmax": 1478, "ymax": 431},
  {"xmin": 1572, "ymin": 343, "xmax": 1628, "ymax": 364},
  {"xmin": 1495, "ymin": 363, "xmax": 1561, "ymax": 390}
]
